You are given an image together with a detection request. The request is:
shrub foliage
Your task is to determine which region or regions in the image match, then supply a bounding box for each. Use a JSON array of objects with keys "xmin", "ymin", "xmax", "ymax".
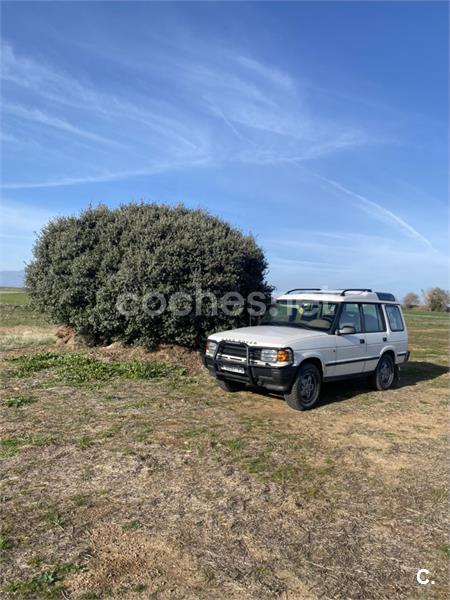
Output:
[
  {"xmin": 402, "ymin": 292, "xmax": 420, "ymax": 309},
  {"xmin": 423, "ymin": 287, "xmax": 450, "ymax": 312},
  {"xmin": 26, "ymin": 203, "xmax": 271, "ymax": 347}
]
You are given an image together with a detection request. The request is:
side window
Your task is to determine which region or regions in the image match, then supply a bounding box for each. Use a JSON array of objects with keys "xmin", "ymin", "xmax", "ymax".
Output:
[
  {"xmin": 338, "ymin": 303, "xmax": 362, "ymax": 333},
  {"xmin": 385, "ymin": 305, "xmax": 404, "ymax": 331},
  {"xmin": 361, "ymin": 304, "xmax": 385, "ymax": 332}
]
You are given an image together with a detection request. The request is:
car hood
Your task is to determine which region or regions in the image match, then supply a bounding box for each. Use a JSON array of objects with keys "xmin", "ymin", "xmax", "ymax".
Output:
[{"xmin": 209, "ymin": 325, "xmax": 326, "ymax": 347}]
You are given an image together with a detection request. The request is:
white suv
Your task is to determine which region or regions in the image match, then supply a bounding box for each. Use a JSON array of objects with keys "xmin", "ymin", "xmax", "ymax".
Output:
[{"xmin": 204, "ymin": 289, "xmax": 409, "ymax": 410}]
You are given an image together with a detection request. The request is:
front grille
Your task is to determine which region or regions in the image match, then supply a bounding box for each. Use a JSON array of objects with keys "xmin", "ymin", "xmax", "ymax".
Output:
[
  {"xmin": 219, "ymin": 342, "xmax": 247, "ymax": 359},
  {"xmin": 217, "ymin": 343, "xmax": 263, "ymax": 364},
  {"xmin": 250, "ymin": 348, "xmax": 262, "ymax": 361}
]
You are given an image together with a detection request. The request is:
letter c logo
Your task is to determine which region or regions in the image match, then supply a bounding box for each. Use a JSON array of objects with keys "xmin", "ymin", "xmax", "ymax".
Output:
[{"xmin": 417, "ymin": 569, "xmax": 431, "ymax": 585}]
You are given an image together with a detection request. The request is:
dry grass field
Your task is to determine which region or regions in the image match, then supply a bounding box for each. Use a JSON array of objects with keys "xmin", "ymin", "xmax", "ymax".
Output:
[{"xmin": 1, "ymin": 293, "xmax": 448, "ymax": 599}]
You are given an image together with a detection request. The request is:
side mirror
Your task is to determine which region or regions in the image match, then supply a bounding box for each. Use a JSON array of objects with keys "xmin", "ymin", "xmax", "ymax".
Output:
[{"xmin": 337, "ymin": 325, "xmax": 356, "ymax": 335}]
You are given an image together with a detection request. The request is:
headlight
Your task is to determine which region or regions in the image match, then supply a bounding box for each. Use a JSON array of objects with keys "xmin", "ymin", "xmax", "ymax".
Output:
[
  {"xmin": 205, "ymin": 340, "xmax": 218, "ymax": 357},
  {"xmin": 260, "ymin": 348, "xmax": 292, "ymax": 363},
  {"xmin": 261, "ymin": 348, "xmax": 278, "ymax": 362}
]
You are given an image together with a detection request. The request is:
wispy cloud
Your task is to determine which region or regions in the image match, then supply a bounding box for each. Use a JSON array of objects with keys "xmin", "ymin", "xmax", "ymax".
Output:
[
  {"xmin": 266, "ymin": 229, "xmax": 447, "ymax": 297},
  {"xmin": 316, "ymin": 175, "xmax": 433, "ymax": 248},
  {"xmin": 1, "ymin": 157, "xmax": 210, "ymax": 189},
  {"xmin": 234, "ymin": 55, "xmax": 294, "ymax": 90},
  {"xmin": 271, "ymin": 256, "xmax": 352, "ymax": 271},
  {"xmin": 3, "ymin": 102, "xmax": 124, "ymax": 148},
  {"xmin": 0, "ymin": 198, "xmax": 62, "ymax": 269},
  {"xmin": 1, "ymin": 42, "xmax": 207, "ymax": 156},
  {"xmin": 0, "ymin": 198, "xmax": 57, "ymax": 233},
  {"xmin": 1, "ymin": 39, "xmax": 385, "ymax": 189},
  {"xmin": 0, "ymin": 131, "xmax": 23, "ymax": 145}
]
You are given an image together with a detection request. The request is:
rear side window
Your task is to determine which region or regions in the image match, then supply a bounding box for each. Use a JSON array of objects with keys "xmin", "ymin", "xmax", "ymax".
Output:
[
  {"xmin": 361, "ymin": 304, "xmax": 385, "ymax": 332},
  {"xmin": 385, "ymin": 305, "xmax": 404, "ymax": 331}
]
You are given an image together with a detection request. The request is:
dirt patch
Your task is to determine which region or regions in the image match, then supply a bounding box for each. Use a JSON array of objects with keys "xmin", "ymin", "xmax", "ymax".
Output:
[
  {"xmin": 96, "ymin": 341, "xmax": 203, "ymax": 372},
  {"xmin": 66, "ymin": 524, "xmax": 203, "ymax": 599},
  {"xmin": 53, "ymin": 327, "xmax": 203, "ymax": 372},
  {"xmin": 55, "ymin": 325, "xmax": 87, "ymax": 350},
  {"xmin": 0, "ymin": 325, "xmax": 57, "ymax": 336},
  {"xmin": 0, "ymin": 325, "xmax": 58, "ymax": 352}
]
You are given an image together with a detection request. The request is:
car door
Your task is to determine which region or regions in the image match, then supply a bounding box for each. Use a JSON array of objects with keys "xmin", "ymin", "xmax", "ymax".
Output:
[
  {"xmin": 334, "ymin": 303, "xmax": 366, "ymax": 376},
  {"xmin": 361, "ymin": 303, "xmax": 386, "ymax": 372},
  {"xmin": 384, "ymin": 304, "xmax": 408, "ymax": 360}
]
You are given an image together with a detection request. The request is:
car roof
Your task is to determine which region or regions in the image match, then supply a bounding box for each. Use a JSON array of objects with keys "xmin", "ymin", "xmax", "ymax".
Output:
[{"xmin": 276, "ymin": 290, "xmax": 397, "ymax": 303}]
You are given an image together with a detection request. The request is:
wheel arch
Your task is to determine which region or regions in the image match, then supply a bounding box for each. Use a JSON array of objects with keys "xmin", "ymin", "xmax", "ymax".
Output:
[
  {"xmin": 380, "ymin": 348, "xmax": 396, "ymax": 364},
  {"xmin": 297, "ymin": 356, "xmax": 324, "ymax": 379},
  {"xmin": 286, "ymin": 354, "xmax": 324, "ymax": 394}
]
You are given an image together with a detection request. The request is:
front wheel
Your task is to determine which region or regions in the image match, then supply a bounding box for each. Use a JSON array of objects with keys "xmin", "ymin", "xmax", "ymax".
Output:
[
  {"xmin": 284, "ymin": 363, "xmax": 322, "ymax": 411},
  {"xmin": 371, "ymin": 354, "xmax": 395, "ymax": 391}
]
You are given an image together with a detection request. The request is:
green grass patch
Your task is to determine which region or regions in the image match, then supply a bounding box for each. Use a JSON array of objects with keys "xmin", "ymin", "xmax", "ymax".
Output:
[
  {"xmin": 404, "ymin": 309, "xmax": 450, "ymax": 321},
  {"xmin": 44, "ymin": 510, "xmax": 66, "ymax": 529},
  {"xmin": 71, "ymin": 493, "xmax": 93, "ymax": 507},
  {"xmin": 179, "ymin": 425, "xmax": 331, "ymax": 488},
  {"xmin": 123, "ymin": 519, "xmax": 142, "ymax": 530},
  {"xmin": 7, "ymin": 351, "xmax": 188, "ymax": 385},
  {"xmin": 178, "ymin": 426, "xmax": 211, "ymax": 438},
  {"xmin": 221, "ymin": 437, "xmax": 247, "ymax": 451},
  {"xmin": 2, "ymin": 395, "xmax": 36, "ymax": 408},
  {"xmin": 75, "ymin": 434, "xmax": 94, "ymax": 449},
  {"xmin": 0, "ymin": 290, "xmax": 29, "ymax": 305},
  {"xmin": 0, "ymin": 534, "xmax": 13, "ymax": 554},
  {"xmin": 0, "ymin": 304, "xmax": 49, "ymax": 327},
  {"xmin": 0, "ymin": 438, "xmax": 22, "ymax": 457},
  {"xmin": 5, "ymin": 563, "xmax": 81, "ymax": 599},
  {"xmin": 0, "ymin": 435, "xmax": 54, "ymax": 458}
]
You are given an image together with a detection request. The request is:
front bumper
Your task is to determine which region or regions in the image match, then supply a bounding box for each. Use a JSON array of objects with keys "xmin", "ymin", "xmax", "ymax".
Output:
[{"xmin": 203, "ymin": 354, "xmax": 297, "ymax": 393}]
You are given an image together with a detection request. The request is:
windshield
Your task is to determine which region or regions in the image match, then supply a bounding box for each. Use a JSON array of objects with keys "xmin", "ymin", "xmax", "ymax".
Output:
[{"xmin": 260, "ymin": 300, "xmax": 338, "ymax": 331}]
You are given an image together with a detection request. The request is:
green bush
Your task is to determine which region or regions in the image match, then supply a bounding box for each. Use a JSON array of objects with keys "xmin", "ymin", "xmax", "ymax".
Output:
[{"xmin": 25, "ymin": 203, "xmax": 271, "ymax": 347}]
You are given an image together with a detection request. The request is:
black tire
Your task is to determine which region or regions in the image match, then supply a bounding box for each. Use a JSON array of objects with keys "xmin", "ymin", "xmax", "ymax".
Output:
[
  {"xmin": 217, "ymin": 379, "xmax": 245, "ymax": 393},
  {"xmin": 284, "ymin": 363, "xmax": 322, "ymax": 411},
  {"xmin": 371, "ymin": 354, "xmax": 395, "ymax": 391}
]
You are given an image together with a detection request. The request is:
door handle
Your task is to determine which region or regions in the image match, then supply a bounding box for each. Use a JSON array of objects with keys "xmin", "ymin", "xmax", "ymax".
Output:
[
  {"xmin": 360, "ymin": 338, "xmax": 365, "ymax": 344},
  {"xmin": 383, "ymin": 337, "xmax": 387, "ymax": 342}
]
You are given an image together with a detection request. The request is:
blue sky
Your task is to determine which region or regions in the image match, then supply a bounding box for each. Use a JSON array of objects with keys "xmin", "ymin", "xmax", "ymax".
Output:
[{"xmin": 1, "ymin": 1, "xmax": 448, "ymax": 298}]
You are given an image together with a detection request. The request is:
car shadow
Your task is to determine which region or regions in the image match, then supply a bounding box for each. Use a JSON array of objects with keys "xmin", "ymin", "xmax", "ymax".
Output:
[
  {"xmin": 399, "ymin": 360, "xmax": 448, "ymax": 386},
  {"xmin": 319, "ymin": 360, "xmax": 448, "ymax": 408},
  {"xmin": 247, "ymin": 360, "xmax": 448, "ymax": 409}
]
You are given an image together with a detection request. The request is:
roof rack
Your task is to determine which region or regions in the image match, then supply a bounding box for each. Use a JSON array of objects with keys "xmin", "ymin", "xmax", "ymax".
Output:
[
  {"xmin": 375, "ymin": 292, "xmax": 396, "ymax": 302},
  {"xmin": 285, "ymin": 288, "xmax": 321, "ymax": 294},
  {"xmin": 340, "ymin": 288, "xmax": 372, "ymax": 296},
  {"xmin": 283, "ymin": 288, "xmax": 396, "ymax": 301}
]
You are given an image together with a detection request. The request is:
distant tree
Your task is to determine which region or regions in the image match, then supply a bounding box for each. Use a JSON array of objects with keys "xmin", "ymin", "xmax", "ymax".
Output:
[
  {"xmin": 25, "ymin": 203, "xmax": 272, "ymax": 348},
  {"xmin": 423, "ymin": 287, "xmax": 450, "ymax": 312},
  {"xmin": 402, "ymin": 292, "xmax": 420, "ymax": 309}
]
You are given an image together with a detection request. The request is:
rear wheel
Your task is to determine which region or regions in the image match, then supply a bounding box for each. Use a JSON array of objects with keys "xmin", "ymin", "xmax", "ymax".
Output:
[
  {"xmin": 217, "ymin": 379, "xmax": 245, "ymax": 393},
  {"xmin": 371, "ymin": 354, "xmax": 395, "ymax": 390},
  {"xmin": 284, "ymin": 363, "xmax": 322, "ymax": 411}
]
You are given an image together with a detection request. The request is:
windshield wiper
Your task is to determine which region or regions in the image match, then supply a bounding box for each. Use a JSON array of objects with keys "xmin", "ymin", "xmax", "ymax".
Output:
[{"xmin": 260, "ymin": 321, "xmax": 306, "ymax": 328}]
